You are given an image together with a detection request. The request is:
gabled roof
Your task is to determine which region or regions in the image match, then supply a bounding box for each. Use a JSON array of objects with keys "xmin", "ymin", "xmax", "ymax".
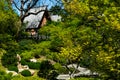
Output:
[{"xmin": 24, "ymin": 6, "xmax": 47, "ymax": 29}]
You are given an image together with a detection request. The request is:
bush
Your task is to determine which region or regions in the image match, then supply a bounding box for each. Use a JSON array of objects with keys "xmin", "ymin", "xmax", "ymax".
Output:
[
  {"xmin": 0, "ymin": 70, "xmax": 12, "ymax": 80},
  {"xmin": 8, "ymin": 66, "xmax": 18, "ymax": 72},
  {"xmin": 38, "ymin": 70, "xmax": 58, "ymax": 80},
  {"xmin": 27, "ymin": 62, "xmax": 41, "ymax": 69},
  {"xmin": 18, "ymin": 39, "xmax": 35, "ymax": 51},
  {"xmin": 53, "ymin": 63, "xmax": 65, "ymax": 74},
  {"xmin": 1, "ymin": 52, "xmax": 18, "ymax": 68},
  {"xmin": 37, "ymin": 60, "xmax": 60, "ymax": 80},
  {"xmin": 47, "ymin": 70, "xmax": 59, "ymax": 80},
  {"xmin": 21, "ymin": 59, "xmax": 41, "ymax": 69},
  {"xmin": 20, "ymin": 59, "xmax": 28, "ymax": 65},
  {"xmin": 21, "ymin": 70, "xmax": 31, "ymax": 77},
  {"xmin": 39, "ymin": 60, "xmax": 54, "ymax": 71},
  {"xmin": 37, "ymin": 60, "xmax": 54, "ymax": 78}
]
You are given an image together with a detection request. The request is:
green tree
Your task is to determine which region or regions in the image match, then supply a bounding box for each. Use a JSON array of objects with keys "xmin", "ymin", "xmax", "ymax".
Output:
[
  {"xmin": 61, "ymin": 0, "xmax": 120, "ymax": 79},
  {"xmin": 50, "ymin": 5, "xmax": 64, "ymax": 15},
  {"xmin": 38, "ymin": 60, "xmax": 58, "ymax": 80},
  {"xmin": 0, "ymin": 0, "xmax": 20, "ymax": 70},
  {"xmin": 0, "ymin": 0, "xmax": 20, "ymax": 37},
  {"xmin": 38, "ymin": 0, "xmax": 120, "ymax": 79}
]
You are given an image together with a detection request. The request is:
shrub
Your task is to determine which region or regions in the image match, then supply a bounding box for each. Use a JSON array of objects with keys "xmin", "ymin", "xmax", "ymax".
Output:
[
  {"xmin": 21, "ymin": 59, "xmax": 41, "ymax": 69},
  {"xmin": 39, "ymin": 60, "xmax": 54, "ymax": 71},
  {"xmin": 18, "ymin": 39, "xmax": 35, "ymax": 51},
  {"xmin": 53, "ymin": 63, "xmax": 65, "ymax": 73},
  {"xmin": 38, "ymin": 70, "xmax": 58, "ymax": 80},
  {"xmin": 37, "ymin": 60, "xmax": 54, "ymax": 78},
  {"xmin": 21, "ymin": 70, "xmax": 31, "ymax": 77},
  {"xmin": 27, "ymin": 62, "xmax": 41, "ymax": 69},
  {"xmin": 1, "ymin": 52, "xmax": 18, "ymax": 67},
  {"xmin": 8, "ymin": 66, "xmax": 18, "ymax": 72},
  {"xmin": 20, "ymin": 59, "xmax": 28, "ymax": 65},
  {"xmin": 47, "ymin": 70, "xmax": 59, "ymax": 80},
  {"xmin": 37, "ymin": 60, "xmax": 60, "ymax": 80},
  {"xmin": 0, "ymin": 70, "xmax": 12, "ymax": 80}
]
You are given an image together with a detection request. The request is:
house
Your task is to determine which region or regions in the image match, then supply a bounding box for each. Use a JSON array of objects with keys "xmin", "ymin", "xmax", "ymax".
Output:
[
  {"xmin": 24, "ymin": 6, "xmax": 51, "ymax": 36},
  {"xmin": 24, "ymin": 6, "xmax": 61, "ymax": 36}
]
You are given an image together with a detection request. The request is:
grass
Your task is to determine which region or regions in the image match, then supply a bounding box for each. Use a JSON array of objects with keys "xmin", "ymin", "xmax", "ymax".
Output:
[
  {"xmin": 12, "ymin": 71, "xmax": 45, "ymax": 80},
  {"xmin": 1, "ymin": 53, "xmax": 100, "ymax": 80},
  {"xmin": 0, "ymin": 53, "xmax": 7, "ymax": 72},
  {"xmin": 12, "ymin": 75, "xmax": 45, "ymax": 80},
  {"xmin": 0, "ymin": 53, "xmax": 45, "ymax": 80}
]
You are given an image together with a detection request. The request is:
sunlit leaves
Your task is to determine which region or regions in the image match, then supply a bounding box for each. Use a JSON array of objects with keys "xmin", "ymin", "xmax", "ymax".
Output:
[
  {"xmin": 21, "ymin": 41, "xmax": 51, "ymax": 59},
  {"xmin": 58, "ymin": 45, "xmax": 82, "ymax": 64},
  {"xmin": 0, "ymin": 0, "xmax": 20, "ymax": 36},
  {"xmin": 63, "ymin": 0, "xmax": 90, "ymax": 16},
  {"xmin": 9, "ymin": 0, "xmax": 120, "ymax": 79}
]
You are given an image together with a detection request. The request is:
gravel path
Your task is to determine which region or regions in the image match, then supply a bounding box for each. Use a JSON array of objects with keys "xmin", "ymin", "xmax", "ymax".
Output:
[{"xmin": 57, "ymin": 64, "xmax": 98, "ymax": 80}]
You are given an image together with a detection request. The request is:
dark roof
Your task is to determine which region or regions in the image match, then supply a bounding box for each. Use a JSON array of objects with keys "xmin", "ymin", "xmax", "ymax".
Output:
[{"xmin": 24, "ymin": 6, "xmax": 47, "ymax": 29}]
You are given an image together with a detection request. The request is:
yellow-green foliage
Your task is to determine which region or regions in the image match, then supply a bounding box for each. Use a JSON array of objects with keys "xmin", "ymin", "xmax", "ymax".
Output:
[
  {"xmin": 58, "ymin": 45, "xmax": 82, "ymax": 64},
  {"xmin": 95, "ymin": 50, "xmax": 120, "ymax": 78},
  {"xmin": 21, "ymin": 41, "xmax": 51, "ymax": 59},
  {"xmin": 0, "ymin": 0, "xmax": 20, "ymax": 36},
  {"xmin": 1, "ymin": 0, "xmax": 120, "ymax": 80},
  {"xmin": 39, "ymin": 0, "xmax": 120, "ymax": 79},
  {"xmin": 63, "ymin": 0, "xmax": 90, "ymax": 16},
  {"xmin": 12, "ymin": 75, "xmax": 45, "ymax": 80},
  {"xmin": 0, "ymin": 49, "xmax": 6, "ymax": 71}
]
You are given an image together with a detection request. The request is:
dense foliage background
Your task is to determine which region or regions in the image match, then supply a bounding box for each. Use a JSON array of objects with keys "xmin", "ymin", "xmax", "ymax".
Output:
[{"xmin": 0, "ymin": 0, "xmax": 120, "ymax": 80}]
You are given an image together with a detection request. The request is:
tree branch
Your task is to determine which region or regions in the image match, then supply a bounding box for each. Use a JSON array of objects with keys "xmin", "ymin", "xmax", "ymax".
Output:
[
  {"xmin": 26, "ymin": 0, "xmax": 39, "ymax": 11},
  {"xmin": 24, "ymin": 0, "xmax": 29, "ymax": 4},
  {"xmin": 26, "ymin": 0, "xmax": 32, "ymax": 10},
  {"xmin": 24, "ymin": 0, "xmax": 39, "ymax": 15},
  {"xmin": 29, "ymin": 0, "xmax": 39, "ymax": 9},
  {"xmin": 12, "ymin": 1, "xmax": 21, "ymax": 11}
]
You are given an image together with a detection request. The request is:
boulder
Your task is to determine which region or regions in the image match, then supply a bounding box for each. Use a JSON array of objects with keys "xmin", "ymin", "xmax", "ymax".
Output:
[
  {"xmin": 30, "ymin": 58, "xmax": 37, "ymax": 62},
  {"xmin": 29, "ymin": 69, "xmax": 35, "ymax": 75},
  {"xmin": 6, "ymin": 70, "xmax": 18, "ymax": 76}
]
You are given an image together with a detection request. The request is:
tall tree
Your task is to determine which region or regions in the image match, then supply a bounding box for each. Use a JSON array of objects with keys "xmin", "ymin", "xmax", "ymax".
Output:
[
  {"xmin": 62, "ymin": 0, "xmax": 120, "ymax": 79},
  {"xmin": 38, "ymin": 0, "xmax": 120, "ymax": 79},
  {"xmin": 0, "ymin": 0, "xmax": 20, "ymax": 36}
]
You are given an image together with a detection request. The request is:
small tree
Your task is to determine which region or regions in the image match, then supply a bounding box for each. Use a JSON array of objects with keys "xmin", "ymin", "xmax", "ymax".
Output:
[
  {"xmin": 38, "ymin": 60, "xmax": 58, "ymax": 80},
  {"xmin": 57, "ymin": 45, "xmax": 82, "ymax": 78}
]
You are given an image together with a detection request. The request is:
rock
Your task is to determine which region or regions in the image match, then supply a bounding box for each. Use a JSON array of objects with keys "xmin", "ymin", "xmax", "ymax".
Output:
[
  {"xmin": 16, "ymin": 54, "xmax": 21, "ymax": 62},
  {"xmin": 18, "ymin": 68, "xmax": 24, "ymax": 73},
  {"xmin": 29, "ymin": 69, "xmax": 35, "ymax": 75},
  {"xmin": 30, "ymin": 58, "xmax": 37, "ymax": 62},
  {"xmin": 17, "ymin": 63, "xmax": 29, "ymax": 72},
  {"xmin": 57, "ymin": 74, "xmax": 70, "ymax": 80},
  {"xmin": 57, "ymin": 64, "xmax": 99, "ymax": 80},
  {"xmin": 6, "ymin": 70, "xmax": 18, "ymax": 76},
  {"xmin": 23, "ymin": 65, "xmax": 29, "ymax": 69}
]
